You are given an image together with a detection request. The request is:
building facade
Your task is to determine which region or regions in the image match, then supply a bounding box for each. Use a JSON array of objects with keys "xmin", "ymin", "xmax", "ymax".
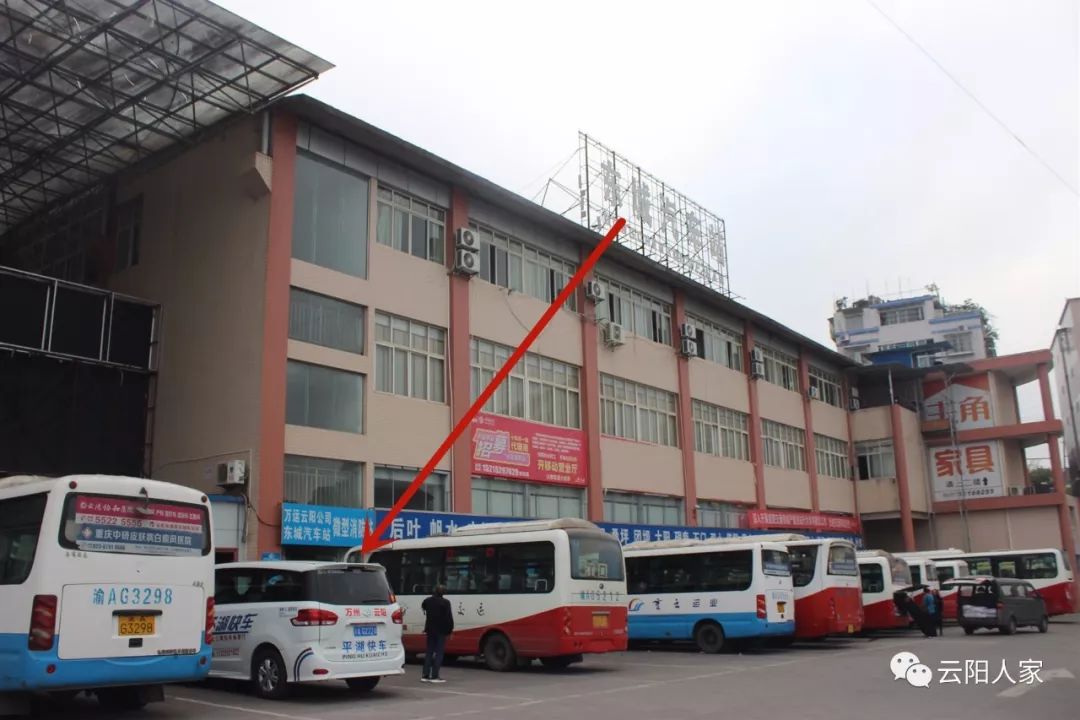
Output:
[
  {"xmin": 1052, "ymin": 298, "xmax": 1080, "ymax": 482},
  {"xmin": 830, "ymin": 293, "xmax": 990, "ymax": 367}
]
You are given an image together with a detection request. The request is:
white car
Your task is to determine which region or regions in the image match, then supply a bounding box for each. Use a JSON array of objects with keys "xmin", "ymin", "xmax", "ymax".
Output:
[{"xmin": 210, "ymin": 561, "xmax": 405, "ymax": 699}]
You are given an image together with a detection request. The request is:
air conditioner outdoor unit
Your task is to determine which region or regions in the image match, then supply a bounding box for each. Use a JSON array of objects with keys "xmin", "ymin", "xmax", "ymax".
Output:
[
  {"xmin": 750, "ymin": 346, "xmax": 764, "ymax": 365},
  {"xmin": 454, "ymin": 248, "xmax": 479, "ymax": 275},
  {"xmin": 849, "ymin": 387, "xmax": 861, "ymax": 411},
  {"xmin": 1009, "ymin": 486, "xmax": 1021, "ymax": 496},
  {"xmin": 751, "ymin": 360, "xmax": 765, "ymax": 379},
  {"xmin": 585, "ymin": 280, "xmax": 605, "ymax": 302},
  {"xmin": 808, "ymin": 386, "xmax": 821, "ymax": 400},
  {"xmin": 679, "ymin": 335, "xmax": 697, "ymax": 357},
  {"xmin": 217, "ymin": 459, "xmax": 247, "ymax": 487},
  {"xmin": 602, "ymin": 322, "xmax": 625, "ymax": 347},
  {"xmin": 456, "ymin": 227, "xmax": 479, "ymax": 251},
  {"xmin": 679, "ymin": 322, "xmax": 697, "ymax": 340}
]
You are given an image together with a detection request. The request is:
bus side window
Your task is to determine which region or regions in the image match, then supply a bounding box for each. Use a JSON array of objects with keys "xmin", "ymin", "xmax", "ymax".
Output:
[
  {"xmin": 996, "ymin": 560, "xmax": 1017, "ymax": 578},
  {"xmin": 1021, "ymin": 553, "xmax": 1057, "ymax": 580},
  {"xmin": 0, "ymin": 493, "xmax": 48, "ymax": 586}
]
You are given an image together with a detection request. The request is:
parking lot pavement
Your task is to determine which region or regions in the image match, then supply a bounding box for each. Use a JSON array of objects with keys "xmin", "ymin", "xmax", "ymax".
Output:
[{"xmin": 33, "ymin": 617, "xmax": 1080, "ymax": 720}]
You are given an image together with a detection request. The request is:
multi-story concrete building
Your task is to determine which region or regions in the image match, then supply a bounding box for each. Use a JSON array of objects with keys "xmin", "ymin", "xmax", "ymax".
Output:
[
  {"xmin": 1052, "ymin": 298, "xmax": 1080, "ymax": 481},
  {"xmin": 830, "ymin": 292, "xmax": 991, "ymax": 367},
  {"xmin": 1, "ymin": 94, "xmax": 1075, "ymax": 578}
]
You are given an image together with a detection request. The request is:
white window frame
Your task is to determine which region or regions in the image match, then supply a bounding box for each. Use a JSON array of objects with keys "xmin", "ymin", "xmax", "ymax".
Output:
[
  {"xmin": 375, "ymin": 186, "xmax": 446, "ymax": 264},
  {"xmin": 599, "ymin": 374, "xmax": 678, "ymax": 446},
  {"xmin": 596, "ymin": 276, "xmax": 672, "ymax": 344},
  {"xmin": 808, "ymin": 366, "xmax": 843, "ymax": 407},
  {"xmin": 697, "ymin": 500, "xmax": 749, "ymax": 528},
  {"xmin": 471, "ymin": 477, "xmax": 586, "ymax": 519},
  {"xmin": 856, "ymin": 439, "xmax": 896, "ymax": 480},
  {"xmin": 284, "ymin": 455, "xmax": 364, "ymax": 508},
  {"xmin": 761, "ymin": 345, "xmax": 800, "ymax": 392},
  {"xmin": 691, "ymin": 399, "xmax": 750, "ymax": 461},
  {"xmin": 944, "ymin": 331, "xmax": 973, "ymax": 354},
  {"xmin": 470, "ymin": 338, "xmax": 581, "ymax": 429},
  {"xmin": 374, "ymin": 311, "xmax": 447, "ymax": 403},
  {"xmin": 470, "ymin": 222, "xmax": 578, "ymax": 311},
  {"xmin": 814, "ymin": 434, "xmax": 850, "ymax": 479},
  {"xmin": 374, "ymin": 465, "xmax": 448, "ymax": 512},
  {"xmin": 762, "ymin": 419, "xmax": 806, "ymax": 471},
  {"xmin": 688, "ymin": 314, "xmax": 744, "ymax": 371},
  {"xmin": 603, "ymin": 491, "xmax": 683, "ymax": 525},
  {"xmin": 880, "ymin": 305, "xmax": 924, "ymax": 325}
]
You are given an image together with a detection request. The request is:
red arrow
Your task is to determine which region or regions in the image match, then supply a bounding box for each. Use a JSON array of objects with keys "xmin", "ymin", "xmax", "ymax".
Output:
[{"xmin": 360, "ymin": 217, "xmax": 627, "ymax": 556}]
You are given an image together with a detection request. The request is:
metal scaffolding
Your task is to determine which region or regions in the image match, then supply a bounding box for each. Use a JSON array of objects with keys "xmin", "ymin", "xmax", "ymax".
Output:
[{"xmin": 0, "ymin": 0, "xmax": 333, "ymax": 236}]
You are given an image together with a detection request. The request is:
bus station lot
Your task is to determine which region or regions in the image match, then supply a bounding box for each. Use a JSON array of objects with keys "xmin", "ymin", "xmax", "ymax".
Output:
[{"xmin": 37, "ymin": 617, "xmax": 1080, "ymax": 720}]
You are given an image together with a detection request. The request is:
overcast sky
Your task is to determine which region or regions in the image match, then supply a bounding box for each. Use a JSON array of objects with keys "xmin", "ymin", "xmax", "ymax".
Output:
[{"xmin": 220, "ymin": 0, "xmax": 1078, "ymax": 429}]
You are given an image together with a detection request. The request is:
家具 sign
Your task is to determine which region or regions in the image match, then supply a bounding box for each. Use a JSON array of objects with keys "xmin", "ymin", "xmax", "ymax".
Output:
[
  {"xmin": 471, "ymin": 412, "xmax": 586, "ymax": 486},
  {"xmin": 929, "ymin": 441, "xmax": 1004, "ymax": 502}
]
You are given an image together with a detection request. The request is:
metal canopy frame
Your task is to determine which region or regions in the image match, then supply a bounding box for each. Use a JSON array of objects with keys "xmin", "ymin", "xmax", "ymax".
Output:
[{"xmin": 0, "ymin": 0, "xmax": 333, "ymax": 236}]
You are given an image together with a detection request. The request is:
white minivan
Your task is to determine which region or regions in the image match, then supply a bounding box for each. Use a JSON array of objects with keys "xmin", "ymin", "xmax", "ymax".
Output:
[{"xmin": 211, "ymin": 561, "xmax": 405, "ymax": 699}]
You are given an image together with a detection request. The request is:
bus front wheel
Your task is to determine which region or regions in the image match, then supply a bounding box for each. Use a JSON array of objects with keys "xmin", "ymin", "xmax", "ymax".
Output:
[
  {"xmin": 482, "ymin": 633, "xmax": 518, "ymax": 672},
  {"xmin": 694, "ymin": 622, "xmax": 726, "ymax": 654}
]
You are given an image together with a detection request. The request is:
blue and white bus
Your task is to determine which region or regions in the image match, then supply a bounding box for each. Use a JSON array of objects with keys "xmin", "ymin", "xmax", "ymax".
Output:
[
  {"xmin": 0, "ymin": 475, "xmax": 215, "ymax": 711},
  {"xmin": 623, "ymin": 538, "xmax": 795, "ymax": 652}
]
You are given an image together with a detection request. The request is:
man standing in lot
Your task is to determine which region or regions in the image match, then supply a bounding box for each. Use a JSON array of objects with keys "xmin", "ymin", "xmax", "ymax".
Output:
[{"xmin": 421, "ymin": 585, "xmax": 454, "ymax": 683}]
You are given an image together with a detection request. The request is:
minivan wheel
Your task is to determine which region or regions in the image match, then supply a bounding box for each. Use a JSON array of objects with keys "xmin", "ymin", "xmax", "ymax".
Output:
[
  {"xmin": 1000, "ymin": 616, "xmax": 1017, "ymax": 636},
  {"xmin": 482, "ymin": 632, "xmax": 517, "ymax": 672},
  {"xmin": 346, "ymin": 676, "xmax": 380, "ymax": 693},
  {"xmin": 1037, "ymin": 616, "xmax": 1049, "ymax": 634},
  {"xmin": 252, "ymin": 648, "xmax": 289, "ymax": 700}
]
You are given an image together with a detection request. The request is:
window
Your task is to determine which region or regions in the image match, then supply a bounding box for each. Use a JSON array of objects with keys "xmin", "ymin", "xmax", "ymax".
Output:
[
  {"xmin": 470, "ymin": 477, "xmax": 585, "ymax": 520},
  {"xmin": 760, "ymin": 346, "xmax": 799, "ymax": 391},
  {"xmin": 114, "ymin": 196, "xmax": 142, "ymax": 270},
  {"xmin": 626, "ymin": 549, "xmax": 753, "ymax": 594},
  {"xmin": 789, "ymin": 545, "xmax": 818, "ymax": 587},
  {"xmin": 470, "ymin": 338, "xmax": 580, "ymax": 428},
  {"xmin": 375, "ymin": 312, "xmax": 446, "ymax": 402},
  {"xmin": 944, "ymin": 332, "xmax": 973, "ymax": 354},
  {"xmin": 814, "ymin": 434, "xmax": 850, "ymax": 478},
  {"xmin": 762, "ymin": 549, "xmax": 791, "ymax": 576},
  {"xmin": 284, "ymin": 455, "xmax": 363, "ymax": 508},
  {"xmin": 808, "ymin": 366, "xmax": 842, "ymax": 407},
  {"xmin": 697, "ymin": 500, "xmax": 748, "ymax": 529},
  {"xmin": 286, "ymin": 361, "xmax": 363, "ymax": 432},
  {"xmin": 827, "ymin": 544, "xmax": 859, "ymax": 576},
  {"xmin": 596, "ymin": 276, "xmax": 671, "ymax": 344},
  {"xmin": 910, "ymin": 565, "xmax": 922, "ymax": 586},
  {"xmin": 215, "ymin": 568, "xmax": 305, "ymax": 605},
  {"xmin": 59, "ymin": 493, "xmax": 209, "ymax": 556},
  {"xmin": 569, "ymin": 534, "xmax": 625, "ymax": 580},
  {"xmin": 373, "ymin": 542, "xmax": 557, "ymax": 596},
  {"xmin": 471, "ymin": 222, "xmax": 578, "ymax": 310},
  {"xmin": 603, "ymin": 491, "xmax": 682, "ymax": 525},
  {"xmin": 292, "ymin": 153, "xmax": 369, "ymax": 277},
  {"xmin": 937, "ymin": 566, "xmax": 956, "ymax": 583},
  {"xmin": 689, "ymin": 315, "xmax": 743, "ymax": 371},
  {"xmin": 374, "ymin": 466, "xmax": 447, "ymax": 512},
  {"xmin": 762, "ymin": 420, "xmax": 806, "ymax": 470},
  {"xmin": 289, "ymin": 289, "xmax": 364, "ymax": 354},
  {"xmin": 1018, "ymin": 553, "xmax": 1058, "ymax": 579},
  {"xmin": 692, "ymin": 400, "xmax": 750, "ymax": 461},
  {"xmin": 860, "ymin": 564, "xmax": 884, "ymax": 593},
  {"xmin": 600, "ymin": 374, "xmax": 678, "ymax": 446},
  {"xmin": 880, "ymin": 305, "xmax": 924, "ymax": 325},
  {"xmin": 855, "ymin": 440, "xmax": 895, "ymax": 480},
  {"xmin": 375, "ymin": 186, "xmax": 445, "ymax": 264},
  {"xmin": 0, "ymin": 493, "xmax": 47, "ymax": 584}
]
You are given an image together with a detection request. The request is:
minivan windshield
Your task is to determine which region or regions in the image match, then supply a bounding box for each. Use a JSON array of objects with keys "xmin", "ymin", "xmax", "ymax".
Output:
[{"xmin": 309, "ymin": 566, "xmax": 393, "ymax": 605}]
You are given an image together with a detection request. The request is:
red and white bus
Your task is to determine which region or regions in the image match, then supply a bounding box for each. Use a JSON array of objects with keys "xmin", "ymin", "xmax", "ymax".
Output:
[
  {"xmin": 937, "ymin": 548, "xmax": 1076, "ymax": 616},
  {"xmin": 856, "ymin": 550, "xmax": 916, "ymax": 631},
  {"xmin": 783, "ymin": 537, "xmax": 864, "ymax": 639},
  {"xmin": 356, "ymin": 519, "xmax": 628, "ymax": 671}
]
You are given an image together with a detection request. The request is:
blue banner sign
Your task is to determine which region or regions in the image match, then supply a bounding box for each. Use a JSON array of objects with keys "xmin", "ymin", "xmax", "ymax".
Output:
[
  {"xmin": 280, "ymin": 503, "xmax": 374, "ymax": 547},
  {"xmin": 280, "ymin": 505, "xmax": 861, "ymax": 548}
]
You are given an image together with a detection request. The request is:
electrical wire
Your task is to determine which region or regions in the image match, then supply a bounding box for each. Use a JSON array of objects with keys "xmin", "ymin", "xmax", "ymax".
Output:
[{"xmin": 865, "ymin": 0, "xmax": 1079, "ymax": 197}]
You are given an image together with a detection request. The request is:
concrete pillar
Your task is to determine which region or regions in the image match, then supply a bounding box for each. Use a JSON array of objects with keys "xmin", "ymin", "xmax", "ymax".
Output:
[
  {"xmin": 674, "ymin": 291, "xmax": 698, "ymax": 524},
  {"xmin": 447, "ymin": 187, "xmax": 472, "ymax": 513},
  {"xmin": 889, "ymin": 402, "xmax": 916, "ymax": 551}
]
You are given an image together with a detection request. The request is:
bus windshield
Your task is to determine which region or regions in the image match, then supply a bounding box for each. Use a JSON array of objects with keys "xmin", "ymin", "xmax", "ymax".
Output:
[
  {"xmin": 59, "ymin": 492, "xmax": 210, "ymax": 556},
  {"xmin": 761, "ymin": 549, "xmax": 790, "ymax": 577},
  {"xmin": 890, "ymin": 559, "xmax": 912, "ymax": 586},
  {"xmin": 569, "ymin": 533, "xmax": 624, "ymax": 581},
  {"xmin": 789, "ymin": 545, "xmax": 818, "ymax": 587},
  {"xmin": 826, "ymin": 544, "xmax": 858, "ymax": 576}
]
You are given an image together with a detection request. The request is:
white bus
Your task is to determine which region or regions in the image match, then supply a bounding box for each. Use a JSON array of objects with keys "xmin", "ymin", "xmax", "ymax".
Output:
[
  {"xmin": 937, "ymin": 548, "xmax": 1076, "ymax": 616},
  {"xmin": 0, "ymin": 474, "xmax": 215, "ymax": 711},
  {"xmin": 354, "ymin": 518, "xmax": 628, "ymax": 671},
  {"xmin": 785, "ymin": 537, "xmax": 864, "ymax": 639},
  {"xmin": 893, "ymin": 549, "xmax": 969, "ymax": 619},
  {"xmin": 856, "ymin": 550, "xmax": 915, "ymax": 631},
  {"xmin": 623, "ymin": 538, "xmax": 795, "ymax": 653},
  {"xmin": 896, "ymin": 555, "xmax": 940, "ymax": 591}
]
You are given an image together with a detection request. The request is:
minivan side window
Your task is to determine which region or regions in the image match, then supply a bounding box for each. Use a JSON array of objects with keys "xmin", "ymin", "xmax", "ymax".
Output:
[{"xmin": 0, "ymin": 493, "xmax": 48, "ymax": 585}]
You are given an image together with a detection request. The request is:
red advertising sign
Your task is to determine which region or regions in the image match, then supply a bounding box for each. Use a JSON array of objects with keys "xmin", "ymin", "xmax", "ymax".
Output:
[
  {"xmin": 746, "ymin": 509, "xmax": 860, "ymax": 534},
  {"xmin": 471, "ymin": 413, "xmax": 587, "ymax": 487}
]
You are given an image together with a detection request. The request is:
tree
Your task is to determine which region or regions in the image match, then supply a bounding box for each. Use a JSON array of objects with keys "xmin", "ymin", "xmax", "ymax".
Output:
[{"xmin": 1029, "ymin": 467, "xmax": 1054, "ymax": 492}]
